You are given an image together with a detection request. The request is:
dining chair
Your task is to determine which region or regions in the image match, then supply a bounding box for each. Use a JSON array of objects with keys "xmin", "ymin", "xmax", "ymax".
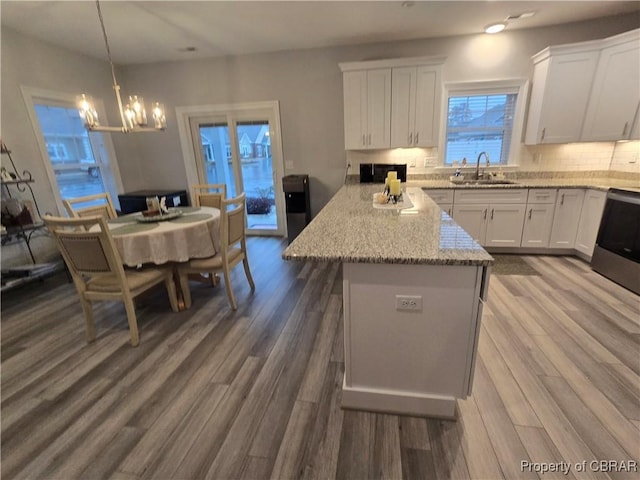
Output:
[
  {"xmin": 178, "ymin": 192, "xmax": 255, "ymax": 310},
  {"xmin": 43, "ymin": 215, "xmax": 179, "ymax": 346},
  {"xmin": 192, "ymin": 184, "xmax": 227, "ymax": 209},
  {"xmin": 63, "ymin": 192, "xmax": 117, "ymax": 220}
]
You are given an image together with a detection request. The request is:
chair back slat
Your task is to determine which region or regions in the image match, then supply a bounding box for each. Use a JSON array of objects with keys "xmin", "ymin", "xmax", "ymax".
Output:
[
  {"xmin": 193, "ymin": 184, "xmax": 226, "ymax": 208},
  {"xmin": 220, "ymin": 193, "xmax": 246, "ymax": 250},
  {"xmin": 64, "ymin": 193, "xmax": 117, "ymax": 220}
]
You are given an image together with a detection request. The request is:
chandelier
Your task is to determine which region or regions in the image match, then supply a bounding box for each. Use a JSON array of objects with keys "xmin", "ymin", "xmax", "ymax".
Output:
[{"xmin": 77, "ymin": 0, "xmax": 166, "ymax": 133}]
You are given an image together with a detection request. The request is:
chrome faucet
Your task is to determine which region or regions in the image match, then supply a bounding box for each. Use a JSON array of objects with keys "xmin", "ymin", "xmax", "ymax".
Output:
[{"xmin": 475, "ymin": 152, "xmax": 489, "ymax": 180}]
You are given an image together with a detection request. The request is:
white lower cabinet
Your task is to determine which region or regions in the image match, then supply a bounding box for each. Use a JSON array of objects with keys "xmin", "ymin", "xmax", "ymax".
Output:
[
  {"xmin": 575, "ymin": 189, "xmax": 607, "ymax": 257},
  {"xmin": 549, "ymin": 189, "xmax": 585, "ymax": 249},
  {"xmin": 452, "ymin": 189, "xmax": 527, "ymax": 247},
  {"xmin": 424, "ymin": 189, "xmax": 454, "ymax": 216},
  {"xmin": 521, "ymin": 188, "xmax": 557, "ymax": 248},
  {"xmin": 521, "ymin": 204, "xmax": 556, "ymax": 247}
]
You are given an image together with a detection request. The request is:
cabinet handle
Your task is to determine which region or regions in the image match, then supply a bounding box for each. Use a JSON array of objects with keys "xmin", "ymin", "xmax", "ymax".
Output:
[
  {"xmin": 541, "ymin": 128, "xmax": 546, "ymax": 142},
  {"xmin": 491, "ymin": 208, "xmax": 494, "ymax": 220},
  {"xmin": 448, "ymin": 208, "xmax": 452, "ymax": 216},
  {"xmin": 560, "ymin": 193, "xmax": 565, "ymax": 206},
  {"xmin": 415, "ymin": 132, "xmax": 419, "ymax": 144},
  {"xmin": 622, "ymin": 122, "xmax": 629, "ymax": 137},
  {"xmin": 408, "ymin": 133, "xmax": 412, "ymax": 145},
  {"xmin": 528, "ymin": 208, "xmax": 532, "ymax": 220},
  {"xmin": 483, "ymin": 208, "xmax": 487, "ymax": 220}
]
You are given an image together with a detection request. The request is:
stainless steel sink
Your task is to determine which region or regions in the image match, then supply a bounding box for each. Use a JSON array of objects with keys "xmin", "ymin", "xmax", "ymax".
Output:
[{"xmin": 450, "ymin": 179, "xmax": 517, "ymax": 185}]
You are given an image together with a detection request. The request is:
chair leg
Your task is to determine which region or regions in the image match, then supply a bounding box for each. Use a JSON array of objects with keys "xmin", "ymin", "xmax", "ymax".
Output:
[
  {"xmin": 242, "ymin": 256, "xmax": 255, "ymax": 291},
  {"xmin": 222, "ymin": 267, "xmax": 237, "ymax": 310},
  {"xmin": 164, "ymin": 275, "xmax": 180, "ymax": 313},
  {"xmin": 179, "ymin": 272, "xmax": 192, "ymax": 309},
  {"xmin": 79, "ymin": 297, "xmax": 96, "ymax": 343},
  {"xmin": 122, "ymin": 294, "xmax": 140, "ymax": 347}
]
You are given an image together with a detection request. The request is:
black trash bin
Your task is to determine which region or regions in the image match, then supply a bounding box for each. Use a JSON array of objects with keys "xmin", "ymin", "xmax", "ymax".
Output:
[{"xmin": 282, "ymin": 174, "xmax": 311, "ymax": 244}]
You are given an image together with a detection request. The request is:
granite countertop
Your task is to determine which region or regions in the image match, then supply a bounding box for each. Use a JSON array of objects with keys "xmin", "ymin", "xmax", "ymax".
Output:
[
  {"xmin": 409, "ymin": 177, "xmax": 639, "ymax": 192},
  {"xmin": 282, "ymin": 185, "xmax": 493, "ymax": 266}
]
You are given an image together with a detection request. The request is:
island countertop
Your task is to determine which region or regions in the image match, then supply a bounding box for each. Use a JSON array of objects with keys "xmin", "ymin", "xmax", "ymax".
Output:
[{"xmin": 282, "ymin": 185, "xmax": 493, "ymax": 266}]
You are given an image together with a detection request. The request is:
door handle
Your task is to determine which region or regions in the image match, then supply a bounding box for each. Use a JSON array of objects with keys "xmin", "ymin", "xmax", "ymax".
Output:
[
  {"xmin": 483, "ymin": 208, "xmax": 487, "ymax": 220},
  {"xmin": 491, "ymin": 208, "xmax": 494, "ymax": 220},
  {"xmin": 415, "ymin": 132, "xmax": 419, "ymax": 144},
  {"xmin": 408, "ymin": 133, "xmax": 412, "ymax": 145},
  {"xmin": 528, "ymin": 208, "xmax": 532, "ymax": 220},
  {"xmin": 560, "ymin": 193, "xmax": 565, "ymax": 206},
  {"xmin": 541, "ymin": 128, "xmax": 546, "ymax": 142},
  {"xmin": 622, "ymin": 122, "xmax": 629, "ymax": 137}
]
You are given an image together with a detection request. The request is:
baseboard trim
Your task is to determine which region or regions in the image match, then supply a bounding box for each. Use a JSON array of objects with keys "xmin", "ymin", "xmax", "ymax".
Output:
[{"xmin": 341, "ymin": 377, "xmax": 458, "ymax": 419}]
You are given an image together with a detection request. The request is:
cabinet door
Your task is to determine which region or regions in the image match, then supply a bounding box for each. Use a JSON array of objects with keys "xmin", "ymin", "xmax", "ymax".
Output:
[
  {"xmin": 521, "ymin": 203, "xmax": 555, "ymax": 248},
  {"xmin": 484, "ymin": 204, "xmax": 526, "ymax": 247},
  {"xmin": 581, "ymin": 31, "xmax": 640, "ymax": 141},
  {"xmin": 453, "ymin": 204, "xmax": 489, "ymax": 244},
  {"xmin": 414, "ymin": 65, "xmax": 440, "ymax": 147},
  {"xmin": 440, "ymin": 203, "xmax": 453, "ymax": 217},
  {"xmin": 575, "ymin": 189, "xmax": 607, "ymax": 257},
  {"xmin": 390, "ymin": 67, "xmax": 416, "ymax": 148},
  {"xmin": 549, "ymin": 189, "xmax": 585, "ymax": 248},
  {"xmin": 525, "ymin": 51, "xmax": 599, "ymax": 144},
  {"xmin": 343, "ymin": 71, "xmax": 368, "ymax": 149},
  {"xmin": 366, "ymin": 69, "xmax": 392, "ymax": 149}
]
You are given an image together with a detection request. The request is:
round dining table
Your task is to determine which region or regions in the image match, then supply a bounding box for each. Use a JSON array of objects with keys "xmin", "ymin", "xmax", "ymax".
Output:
[{"xmin": 104, "ymin": 206, "xmax": 221, "ymax": 267}]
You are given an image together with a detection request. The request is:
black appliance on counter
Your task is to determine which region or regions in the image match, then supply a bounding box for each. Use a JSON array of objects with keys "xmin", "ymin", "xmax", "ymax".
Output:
[
  {"xmin": 591, "ymin": 188, "xmax": 640, "ymax": 295},
  {"xmin": 359, "ymin": 163, "xmax": 407, "ymax": 183},
  {"xmin": 118, "ymin": 190, "xmax": 189, "ymax": 214},
  {"xmin": 283, "ymin": 174, "xmax": 311, "ymax": 244}
]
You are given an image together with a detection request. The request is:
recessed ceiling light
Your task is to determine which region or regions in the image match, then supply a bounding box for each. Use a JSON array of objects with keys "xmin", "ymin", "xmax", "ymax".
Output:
[{"xmin": 485, "ymin": 23, "xmax": 507, "ymax": 34}]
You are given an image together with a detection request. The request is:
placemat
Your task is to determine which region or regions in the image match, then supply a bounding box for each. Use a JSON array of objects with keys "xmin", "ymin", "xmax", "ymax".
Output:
[
  {"xmin": 169, "ymin": 213, "xmax": 212, "ymax": 223},
  {"xmin": 110, "ymin": 222, "xmax": 159, "ymax": 235}
]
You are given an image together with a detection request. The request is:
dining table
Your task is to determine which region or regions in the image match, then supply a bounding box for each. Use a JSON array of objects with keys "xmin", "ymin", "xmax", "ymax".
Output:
[
  {"xmin": 99, "ymin": 206, "xmax": 222, "ymax": 310},
  {"xmin": 104, "ymin": 206, "xmax": 221, "ymax": 267}
]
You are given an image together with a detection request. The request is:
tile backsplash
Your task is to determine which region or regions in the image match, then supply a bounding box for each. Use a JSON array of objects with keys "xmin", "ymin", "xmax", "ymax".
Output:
[{"xmin": 346, "ymin": 141, "xmax": 640, "ymax": 175}]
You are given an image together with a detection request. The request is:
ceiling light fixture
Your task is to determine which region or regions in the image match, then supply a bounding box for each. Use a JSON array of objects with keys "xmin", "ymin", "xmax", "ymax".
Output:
[
  {"xmin": 485, "ymin": 22, "xmax": 507, "ymax": 34},
  {"xmin": 77, "ymin": 0, "xmax": 166, "ymax": 133}
]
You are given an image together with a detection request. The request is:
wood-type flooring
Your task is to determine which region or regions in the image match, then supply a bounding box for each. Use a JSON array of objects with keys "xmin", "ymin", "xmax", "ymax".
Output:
[{"xmin": 1, "ymin": 237, "xmax": 639, "ymax": 479}]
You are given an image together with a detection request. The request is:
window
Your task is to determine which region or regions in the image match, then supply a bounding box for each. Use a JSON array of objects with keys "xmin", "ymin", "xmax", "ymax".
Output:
[
  {"xmin": 442, "ymin": 80, "xmax": 528, "ymax": 167},
  {"xmin": 22, "ymin": 87, "xmax": 123, "ymax": 214}
]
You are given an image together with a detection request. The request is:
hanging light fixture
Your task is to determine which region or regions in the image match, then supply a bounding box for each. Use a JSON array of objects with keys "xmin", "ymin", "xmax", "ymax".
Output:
[{"xmin": 77, "ymin": 0, "xmax": 166, "ymax": 133}]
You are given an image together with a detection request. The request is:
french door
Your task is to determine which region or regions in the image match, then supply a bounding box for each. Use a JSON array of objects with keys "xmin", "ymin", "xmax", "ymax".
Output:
[{"xmin": 188, "ymin": 106, "xmax": 285, "ymax": 236}]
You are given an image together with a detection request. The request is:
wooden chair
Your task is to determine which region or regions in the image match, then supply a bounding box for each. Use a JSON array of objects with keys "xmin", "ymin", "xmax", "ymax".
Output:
[
  {"xmin": 178, "ymin": 193, "xmax": 255, "ymax": 310},
  {"xmin": 43, "ymin": 215, "xmax": 179, "ymax": 346},
  {"xmin": 63, "ymin": 192, "xmax": 117, "ymax": 220},
  {"xmin": 192, "ymin": 184, "xmax": 227, "ymax": 209}
]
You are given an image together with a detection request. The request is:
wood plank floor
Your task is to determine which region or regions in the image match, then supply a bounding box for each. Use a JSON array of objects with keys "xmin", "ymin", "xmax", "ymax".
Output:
[{"xmin": 2, "ymin": 239, "xmax": 639, "ymax": 479}]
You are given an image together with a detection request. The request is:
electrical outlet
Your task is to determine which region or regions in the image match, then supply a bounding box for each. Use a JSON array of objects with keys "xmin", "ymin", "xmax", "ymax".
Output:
[
  {"xmin": 395, "ymin": 295, "xmax": 423, "ymax": 312},
  {"xmin": 409, "ymin": 158, "xmax": 416, "ymax": 168}
]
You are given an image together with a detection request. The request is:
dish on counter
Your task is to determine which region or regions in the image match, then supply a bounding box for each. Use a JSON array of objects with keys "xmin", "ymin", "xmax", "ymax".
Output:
[
  {"xmin": 135, "ymin": 208, "xmax": 183, "ymax": 222},
  {"xmin": 371, "ymin": 193, "xmax": 414, "ymax": 210}
]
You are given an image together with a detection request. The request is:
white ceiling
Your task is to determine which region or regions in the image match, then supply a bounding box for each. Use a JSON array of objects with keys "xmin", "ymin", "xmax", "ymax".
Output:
[{"xmin": 2, "ymin": 1, "xmax": 639, "ymax": 65}]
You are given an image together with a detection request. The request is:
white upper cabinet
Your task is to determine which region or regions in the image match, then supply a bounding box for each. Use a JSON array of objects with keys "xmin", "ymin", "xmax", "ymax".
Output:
[
  {"xmin": 391, "ymin": 64, "xmax": 442, "ymax": 147},
  {"xmin": 525, "ymin": 43, "xmax": 600, "ymax": 144},
  {"xmin": 340, "ymin": 56, "xmax": 445, "ymax": 150},
  {"xmin": 342, "ymin": 69, "xmax": 391, "ymax": 149},
  {"xmin": 581, "ymin": 29, "xmax": 640, "ymax": 142}
]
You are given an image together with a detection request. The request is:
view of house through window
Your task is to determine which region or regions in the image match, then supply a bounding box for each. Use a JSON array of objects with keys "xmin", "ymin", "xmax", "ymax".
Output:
[
  {"xmin": 33, "ymin": 104, "xmax": 107, "ymax": 201},
  {"xmin": 445, "ymin": 92, "xmax": 517, "ymax": 166},
  {"xmin": 197, "ymin": 119, "xmax": 276, "ymax": 232}
]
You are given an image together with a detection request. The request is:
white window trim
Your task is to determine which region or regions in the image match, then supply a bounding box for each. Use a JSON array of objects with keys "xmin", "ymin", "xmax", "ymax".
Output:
[
  {"xmin": 20, "ymin": 86, "xmax": 124, "ymax": 215},
  {"xmin": 438, "ymin": 78, "xmax": 529, "ymax": 169}
]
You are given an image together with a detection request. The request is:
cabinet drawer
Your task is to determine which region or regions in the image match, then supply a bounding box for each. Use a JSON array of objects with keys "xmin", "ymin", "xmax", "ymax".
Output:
[
  {"xmin": 527, "ymin": 188, "xmax": 557, "ymax": 204},
  {"xmin": 424, "ymin": 189, "xmax": 454, "ymax": 205},
  {"xmin": 454, "ymin": 189, "xmax": 528, "ymax": 205}
]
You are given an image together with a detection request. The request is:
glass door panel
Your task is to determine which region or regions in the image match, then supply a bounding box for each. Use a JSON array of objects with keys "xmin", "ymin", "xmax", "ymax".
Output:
[
  {"xmin": 235, "ymin": 121, "xmax": 276, "ymax": 231},
  {"xmin": 198, "ymin": 122, "xmax": 239, "ymax": 197}
]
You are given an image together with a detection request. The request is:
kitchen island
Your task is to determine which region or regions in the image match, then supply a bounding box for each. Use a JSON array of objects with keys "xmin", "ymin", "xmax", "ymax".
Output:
[{"xmin": 282, "ymin": 185, "xmax": 493, "ymax": 418}]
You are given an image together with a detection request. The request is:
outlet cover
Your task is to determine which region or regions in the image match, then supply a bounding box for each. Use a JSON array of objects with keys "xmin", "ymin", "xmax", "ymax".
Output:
[{"xmin": 395, "ymin": 295, "xmax": 423, "ymax": 312}]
